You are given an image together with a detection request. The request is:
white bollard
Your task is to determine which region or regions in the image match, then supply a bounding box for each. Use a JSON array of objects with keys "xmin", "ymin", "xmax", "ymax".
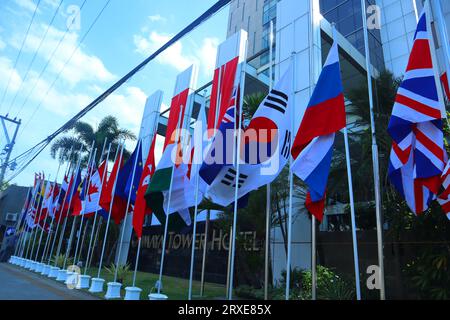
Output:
[
  {"xmin": 89, "ymin": 278, "xmax": 105, "ymax": 293},
  {"xmin": 56, "ymin": 269, "xmax": 67, "ymax": 282},
  {"xmin": 48, "ymin": 267, "xmax": 60, "ymax": 278},
  {"xmin": 76, "ymin": 275, "xmax": 91, "ymax": 289},
  {"xmin": 105, "ymin": 282, "xmax": 122, "ymax": 300},
  {"xmin": 148, "ymin": 293, "xmax": 169, "ymax": 300},
  {"xmin": 35, "ymin": 263, "xmax": 44, "ymax": 273},
  {"xmin": 124, "ymin": 287, "xmax": 142, "ymax": 300},
  {"xmin": 41, "ymin": 264, "xmax": 51, "ymax": 276}
]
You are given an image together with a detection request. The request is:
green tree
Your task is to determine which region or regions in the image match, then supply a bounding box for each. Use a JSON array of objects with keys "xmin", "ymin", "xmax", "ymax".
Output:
[{"xmin": 50, "ymin": 116, "xmax": 136, "ymax": 164}]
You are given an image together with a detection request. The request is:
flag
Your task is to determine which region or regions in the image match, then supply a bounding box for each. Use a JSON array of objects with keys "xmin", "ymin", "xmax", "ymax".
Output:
[
  {"xmin": 145, "ymin": 98, "xmax": 193, "ymax": 232},
  {"xmin": 200, "ymin": 63, "xmax": 294, "ymax": 207},
  {"xmin": 438, "ymin": 161, "xmax": 450, "ymax": 220},
  {"xmin": 99, "ymin": 151, "xmax": 129, "ymax": 225},
  {"xmin": 291, "ymin": 40, "xmax": 346, "ymax": 222},
  {"xmin": 388, "ymin": 9, "xmax": 446, "ymax": 215},
  {"xmin": 441, "ymin": 72, "xmax": 450, "ymax": 100},
  {"xmin": 133, "ymin": 135, "xmax": 157, "ymax": 238},
  {"xmin": 82, "ymin": 161, "xmax": 109, "ymax": 217},
  {"xmin": 71, "ymin": 169, "xmax": 87, "ymax": 216},
  {"xmin": 124, "ymin": 141, "xmax": 144, "ymax": 205}
]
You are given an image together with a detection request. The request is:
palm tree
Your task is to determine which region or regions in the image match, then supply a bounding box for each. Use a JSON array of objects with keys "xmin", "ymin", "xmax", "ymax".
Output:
[{"xmin": 50, "ymin": 116, "xmax": 136, "ymax": 165}]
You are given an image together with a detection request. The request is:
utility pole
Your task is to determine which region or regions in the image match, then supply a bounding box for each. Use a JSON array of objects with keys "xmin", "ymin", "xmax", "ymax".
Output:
[{"xmin": 0, "ymin": 115, "xmax": 21, "ymax": 187}]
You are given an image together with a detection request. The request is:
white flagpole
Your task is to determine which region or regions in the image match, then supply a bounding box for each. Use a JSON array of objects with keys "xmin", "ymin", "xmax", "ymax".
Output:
[
  {"xmin": 113, "ymin": 139, "xmax": 142, "ymax": 282},
  {"xmin": 84, "ymin": 142, "xmax": 111, "ymax": 275},
  {"xmin": 132, "ymin": 115, "xmax": 160, "ymax": 288},
  {"xmin": 228, "ymin": 38, "xmax": 248, "ymax": 301},
  {"xmin": 34, "ymin": 171, "xmax": 59, "ymax": 263},
  {"xmin": 63, "ymin": 141, "xmax": 96, "ymax": 269},
  {"xmin": 97, "ymin": 142, "xmax": 125, "ymax": 279},
  {"xmin": 360, "ymin": 0, "xmax": 386, "ymax": 300},
  {"xmin": 47, "ymin": 146, "xmax": 80, "ymax": 265},
  {"xmin": 13, "ymin": 187, "xmax": 32, "ymax": 257},
  {"xmin": 41, "ymin": 148, "xmax": 74, "ymax": 264},
  {"xmin": 73, "ymin": 146, "xmax": 98, "ymax": 265},
  {"xmin": 285, "ymin": 52, "xmax": 296, "ymax": 301},
  {"xmin": 432, "ymin": 0, "xmax": 450, "ymax": 94},
  {"xmin": 55, "ymin": 146, "xmax": 83, "ymax": 267},
  {"xmin": 188, "ymin": 93, "xmax": 207, "ymax": 300},
  {"xmin": 331, "ymin": 24, "xmax": 362, "ymax": 300},
  {"xmin": 29, "ymin": 177, "xmax": 50, "ymax": 262},
  {"xmin": 24, "ymin": 176, "xmax": 44, "ymax": 261},
  {"xmin": 264, "ymin": 19, "xmax": 274, "ymax": 301},
  {"xmin": 157, "ymin": 107, "xmax": 185, "ymax": 295}
]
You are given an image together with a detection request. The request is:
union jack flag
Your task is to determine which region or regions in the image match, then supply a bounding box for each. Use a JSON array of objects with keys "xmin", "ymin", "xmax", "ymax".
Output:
[
  {"xmin": 438, "ymin": 162, "xmax": 450, "ymax": 220},
  {"xmin": 388, "ymin": 9, "xmax": 447, "ymax": 215}
]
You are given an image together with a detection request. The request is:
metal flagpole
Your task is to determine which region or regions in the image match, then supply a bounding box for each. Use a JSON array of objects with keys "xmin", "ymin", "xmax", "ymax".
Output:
[
  {"xmin": 157, "ymin": 107, "xmax": 184, "ymax": 294},
  {"xmin": 96, "ymin": 142, "xmax": 124, "ymax": 278},
  {"xmin": 264, "ymin": 19, "xmax": 274, "ymax": 301},
  {"xmin": 73, "ymin": 146, "xmax": 98, "ymax": 265},
  {"xmin": 23, "ymin": 181, "xmax": 41, "ymax": 258},
  {"xmin": 228, "ymin": 38, "xmax": 248, "ymax": 301},
  {"xmin": 35, "ymin": 162, "xmax": 62, "ymax": 263},
  {"xmin": 200, "ymin": 210, "xmax": 210, "ymax": 297},
  {"xmin": 188, "ymin": 92, "xmax": 207, "ymax": 300},
  {"xmin": 285, "ymin": 52, "xmax": 296, "ymax": 300},
  {"xmin": 87, "ymin": 218, "xmax": 102, "ymax": 269},
  {"xmin": 132, "ymin": 116, "xmax": 160, "ymax": 287},
  {"xmin": 55, "ymin": 146, "xmax": 83, "ymax": 267},
  {"xmin": 33, "ymin": 175, "xmax": 57, "ymax": 262},
  {"xmin": 84, "ymin": 142, "xmax": 111, "ymax": 275},
  {"xmin": 13, "ymin": 187, "xmax": 31, "ymax": 257},
  {"xmin": 431, "ymin": 0, "xmax": 450, "ymax": 108},
  {"xmin": 343, "ymin": 126, "xmax": 362, "ymax": 300},
  {"xmin": 331, "ymin": 24, "xmax": 362, "ymax": 300},
  {"xmin": 47, "ymin": 147, "xmax": 80, "ymax": 265},
  {"xmin": 41, "ymin": 148, "xmax": 73, "ymax": 264},
  {"xmin": 63, "ymin": 141, "xmax": 96, "ymax": 269},
  {"xmin": 113, "ymin": 139, "xmax": 142, "ymax": 282},
  {"xmin": 28, "ymin": 177, "xmax": 50, "ymax": 261},
  {"xmin": 24, "ymin": 178, "xmax": 43, "ymax": 261},
  {"xmin": 360, "ymin": 0, "xmax": 386, "ymax": 300},
  {"xmin": 225, "ymin": 225, "xmax": 232, "ymax": 299}
]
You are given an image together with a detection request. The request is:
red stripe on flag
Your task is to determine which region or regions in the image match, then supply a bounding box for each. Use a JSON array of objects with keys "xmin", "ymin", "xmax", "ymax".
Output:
[
  {"xmin": 441, "ymin": 72, "xmax": 450, "ymax": 100},
  {"xmin": 395, "ymin": 94, "xmax": 441, "ymax": 119},
  {"xmin": 414, "ymin": 180, "xmax": 424, "ymax": 214},
  {"xmin": 392, "ymin": 141, "xmax": 411, "ymax": 165},
  {"xmin": 414, "ymin": 128, "xmax": 445, "ymax": 162},
  {"xmin": 406, "ymin": 40, "xmax": 433, "ymax": 72},
  {"xmin": 305, "ymin": 192, "xmax": 325, "ymax": 223},
  {"xmin": 291, "ymin": 94, "xmax": 346, "ymax": 159}
]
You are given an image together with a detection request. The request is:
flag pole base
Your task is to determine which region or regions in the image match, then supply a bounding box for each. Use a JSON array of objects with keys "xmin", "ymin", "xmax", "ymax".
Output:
[
  {"xmin": 24, "ymin": 260, "xmax": 33, "ymax": 269},
  {"xmin": 35, "ymin": 263, "xmax": 44, "ymax": 273},
  {"xmin": 9, "ymin": 256, "xmax": 16, "ymax": 264},
  {"xmin": 89, "ymin": 278, "xmax": 105, "ymax": 293},
  {"xmin": 29, "ymin": 261, "xmax": 37, "ymax": 271},
  {"xmin": 41, "ymin": 264, "xmax": 51, "ymax": 276},
  {"xmin": 148, "ymin": 293, "xmax": 168, "ymax": 301},
  {"xmin": 76, "ymin": 275, "xmax": 91, "ymax": 289},
  {"xmin": 105, "ymin": 282, "xmax": 122, "ymax": 299},
  {"xmin": 17, "ymin": 258, "xmax": 25, "ymax": 267},
  {"xmin": 124, "ymin": 287, "xmax": 142, "ymax": 300},
  {"xmin": 56, "ymin": 269, "xmax": 67, "ymax": 282},
  {"xmin": 48, "ymin": 267, "xmax": 60, "ymax": 278},
  {"xmin": 64, "ymin": 271, "xmax": 76, "ymax": 285}
]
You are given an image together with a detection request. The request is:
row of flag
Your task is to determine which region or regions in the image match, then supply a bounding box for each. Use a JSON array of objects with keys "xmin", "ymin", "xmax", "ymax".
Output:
[{"xmin": 17, "ymin": 8, "xmax": 450, "ymax": 263}]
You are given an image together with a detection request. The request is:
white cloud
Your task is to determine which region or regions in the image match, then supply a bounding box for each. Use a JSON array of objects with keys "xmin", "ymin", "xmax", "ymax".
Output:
[
  {"xmin": 14, "ymin": 0, "xmax": 40, "ymax": 13},
  {"xmin": 11, "ymin": 23, "xmax": 116, "ymax": 87},
  {"xmin": 0, "ymin": 38, "xmax": 5, "ymax": 51},
  {"xmin": 148, "ymin": 14, "xmax": 166, "ymax": 23},
  {"xmin": 0, "ymin": 57, "xmax": 23, "ymax": 93},
  {"xmin": 134, "ymin": 31, "xmax": 219, "ymax": 76}
]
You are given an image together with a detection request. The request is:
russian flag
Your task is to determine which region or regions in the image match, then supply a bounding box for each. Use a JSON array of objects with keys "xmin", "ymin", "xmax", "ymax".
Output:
[{"xmin": 291, "ymin": 41, "xmax": 346, "ymax": 222}]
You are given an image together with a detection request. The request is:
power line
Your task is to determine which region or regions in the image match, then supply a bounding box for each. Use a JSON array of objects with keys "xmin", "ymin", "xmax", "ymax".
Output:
[
  {"xmin": 15, "ymin": 0, "xmax": 88, "ymax": 120},
  {"xmin": 18, "ymin": 0, "xmax": 112, "ymax": 136},
  {"xmin": 0, "ymin": 0, "xmax": 42, "ymax": 114},
  {"xmin": 7, "ymin": 0, "xmax": 65, "ymax": 117},
  {"xmin": 4, "ymin": 0, "xmax": 232, "ymax": 183}
]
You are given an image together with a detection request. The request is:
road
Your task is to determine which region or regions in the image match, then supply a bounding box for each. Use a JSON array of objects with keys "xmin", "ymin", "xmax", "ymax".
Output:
[{"xmin": 0, "ymin": 263, "xmax": 100, "ymax": 300}]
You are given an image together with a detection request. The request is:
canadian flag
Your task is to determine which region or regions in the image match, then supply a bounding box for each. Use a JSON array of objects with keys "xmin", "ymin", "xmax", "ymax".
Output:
[{"xmin": 81, "ymin": 161, "xmax": 107, "ymax": 215}]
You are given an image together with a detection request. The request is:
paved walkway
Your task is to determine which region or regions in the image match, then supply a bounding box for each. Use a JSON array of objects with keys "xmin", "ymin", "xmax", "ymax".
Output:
[{"xmin": 0, "ymin": 263, "xmax": 100, "ymax": 300}]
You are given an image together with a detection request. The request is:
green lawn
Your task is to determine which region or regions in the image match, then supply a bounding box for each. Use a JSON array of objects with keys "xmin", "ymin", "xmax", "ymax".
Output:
[{"xmin": 82, "ymin": 267, "xmax": 227, "ymax": 300}]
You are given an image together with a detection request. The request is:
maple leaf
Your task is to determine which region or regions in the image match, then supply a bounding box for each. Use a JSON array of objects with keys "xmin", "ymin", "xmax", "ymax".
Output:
[{"xmin": 87, "ymin": 183, "xmax": 99, "ymax": 201}]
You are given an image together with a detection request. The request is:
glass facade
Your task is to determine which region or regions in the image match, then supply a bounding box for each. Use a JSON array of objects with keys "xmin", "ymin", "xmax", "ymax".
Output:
[
  {"xmin": 260, "ymin": 0, "xmax": 279, "ymax": 75},
  {"xmin": 320, "ymin": 0, "xmax": 385, "ymax": 71}
]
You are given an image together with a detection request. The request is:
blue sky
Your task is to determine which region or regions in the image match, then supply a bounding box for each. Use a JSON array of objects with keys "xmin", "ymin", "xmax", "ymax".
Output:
[{"xmin": 0, "ymin": 0, "xmax": 229, "ymax": 186}]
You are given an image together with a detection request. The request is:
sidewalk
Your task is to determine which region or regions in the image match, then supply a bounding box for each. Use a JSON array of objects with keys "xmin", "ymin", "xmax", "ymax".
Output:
[{"xmin": 0, "ymin": 263, "xmax": 100, "ymax": 300}]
